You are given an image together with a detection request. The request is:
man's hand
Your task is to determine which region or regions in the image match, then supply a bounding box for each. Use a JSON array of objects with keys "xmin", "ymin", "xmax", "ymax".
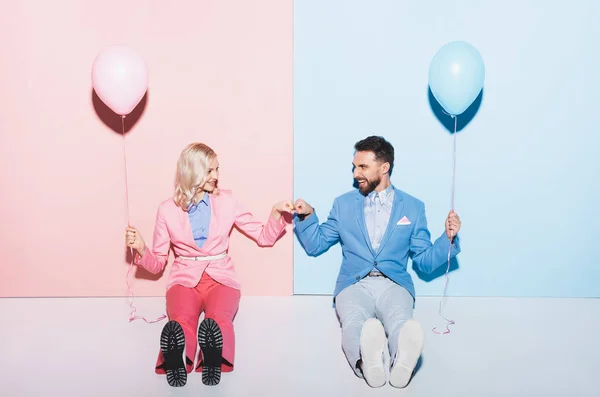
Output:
[
  {"xmin": 293, "ymin": 199, "xmax": 314, "ymax": 219},
  {"xmin": 445, "ymin": 210, "xmax": 461, "ymax": 240}
]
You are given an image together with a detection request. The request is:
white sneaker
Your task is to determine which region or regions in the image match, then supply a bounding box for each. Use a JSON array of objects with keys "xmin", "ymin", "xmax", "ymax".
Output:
[
  {"xmin": 389, "ymin": 319, "xmax": 424, "ymax": 388},
  {"xmin": 359, "ymin": 318, "xmax": 387, "ymax": 388}
]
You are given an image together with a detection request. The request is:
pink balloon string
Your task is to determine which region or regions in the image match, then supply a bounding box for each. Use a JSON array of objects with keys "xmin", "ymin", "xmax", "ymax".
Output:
[
  {"xmin": 432, "ymin": 115, "xmax": 457, "ymax": 335},
  {"xmin": 122, "ymin": 116, "xmax": 166, "ymax": 324}
]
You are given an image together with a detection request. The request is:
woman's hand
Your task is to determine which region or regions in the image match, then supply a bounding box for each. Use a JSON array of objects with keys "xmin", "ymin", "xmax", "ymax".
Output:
[
  {"xmin": 271, "ymin": 200, "xmax": 295, "ymax": 220},
  {"xmin": 125, "ymin": 226, "xmax": 147, "ymax": 257}
]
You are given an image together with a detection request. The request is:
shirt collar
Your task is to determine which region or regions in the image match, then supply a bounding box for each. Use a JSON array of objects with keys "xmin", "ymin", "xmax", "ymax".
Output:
[
  {"xmin": 367, "ymin": 184, "xmax": 394, "ymax": 204},
  {"xmin": 199, "ymin": 192, "xmax": 209, "ymax": 205},
  {"xmin": 188, "ymin": 192, "xmax": 210, "ymax": 213}
]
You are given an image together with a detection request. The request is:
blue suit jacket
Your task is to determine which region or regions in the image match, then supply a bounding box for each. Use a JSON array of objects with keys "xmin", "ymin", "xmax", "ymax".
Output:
[{"xmin": 294, "ymin": 186, "xmax": 461, "ymax": 300}]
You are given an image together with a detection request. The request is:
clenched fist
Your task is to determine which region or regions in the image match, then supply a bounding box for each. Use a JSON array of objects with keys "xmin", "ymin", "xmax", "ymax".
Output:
[
  {"xmin": 271, "ymin": 200, "xmax": 295, "ymax": 220},
  {"xmin": 445, "ymin": 210, "xmax": 461, "ymax": 240},
  {"xmin": 293, "ymin": 199, "xmax": 314, "ymax": 219},
  {"xmin": 125, "ymin": 226, "xmax": 146, "ymax": 257}
]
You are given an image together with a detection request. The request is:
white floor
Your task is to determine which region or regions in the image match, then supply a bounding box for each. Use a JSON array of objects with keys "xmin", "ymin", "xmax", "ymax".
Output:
[{"xmin": 1, "ymin": 295, "xmax": 599, "ymax": 397}]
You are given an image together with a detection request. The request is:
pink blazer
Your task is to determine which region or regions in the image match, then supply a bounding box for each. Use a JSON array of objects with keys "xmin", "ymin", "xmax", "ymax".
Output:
[{"xmin": 134, "ymin": 189, "xmax": 287, "ymax": 291}]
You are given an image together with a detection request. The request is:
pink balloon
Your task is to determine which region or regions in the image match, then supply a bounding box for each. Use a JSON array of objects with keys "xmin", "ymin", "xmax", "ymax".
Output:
[{"xmin": 92, "ymin": 45, "xmax": 148, "ymax": 116}]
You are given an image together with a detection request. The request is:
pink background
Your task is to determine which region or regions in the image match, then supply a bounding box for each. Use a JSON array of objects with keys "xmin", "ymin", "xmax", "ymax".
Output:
[{"xmin": 0, "ymin": 0, "xmax": 293, "ymax": 297}]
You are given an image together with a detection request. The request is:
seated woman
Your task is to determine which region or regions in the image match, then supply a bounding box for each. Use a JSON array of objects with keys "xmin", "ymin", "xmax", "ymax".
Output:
[{"xmin": 125, "ymin": 142, "xmax": 293, "ymax": 387}]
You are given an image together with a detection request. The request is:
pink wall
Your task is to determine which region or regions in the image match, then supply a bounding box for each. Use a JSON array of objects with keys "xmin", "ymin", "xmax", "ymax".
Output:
[{"xmin": 0, "ymin": 0, "xmax": 293, "ymax": 297}]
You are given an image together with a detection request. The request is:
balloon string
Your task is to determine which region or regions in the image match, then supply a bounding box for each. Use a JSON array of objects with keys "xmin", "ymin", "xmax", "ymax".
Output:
[
  {"xmin": 122, "ymin": 117, "xmax": 130, "ymax": 226},
  {"xmin": 432, "ymin": 115, "xmax": 457, "ymax": 335},
  {"xmin": 451, "ymin": 116, "xmax": 456, "ymax": 212},
  {"xmin": 122, "ymin": 116, "xmax": 167, "ymax": 324}
]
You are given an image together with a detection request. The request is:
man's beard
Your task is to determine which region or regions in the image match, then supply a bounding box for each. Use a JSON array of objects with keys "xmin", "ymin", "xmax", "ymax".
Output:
[{"xmin": 357, "ymin": 177, "xmax": 380, "ymax": 196}]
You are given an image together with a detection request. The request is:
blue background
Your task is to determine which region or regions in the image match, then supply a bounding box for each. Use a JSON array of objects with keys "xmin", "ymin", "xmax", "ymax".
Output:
[{"xmin": 293, "ymin": 0, "xmax": 600, "ymax": 297}]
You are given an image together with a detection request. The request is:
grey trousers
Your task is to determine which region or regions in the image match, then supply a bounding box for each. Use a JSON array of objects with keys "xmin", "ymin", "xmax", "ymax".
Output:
[{"xmin": 335, "ymin": 275, "xmax": 414, "ymax": 377}]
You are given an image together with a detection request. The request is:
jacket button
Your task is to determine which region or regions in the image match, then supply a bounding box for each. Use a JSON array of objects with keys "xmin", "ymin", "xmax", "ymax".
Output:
[
  {"xmin": 374, "ymin": 261, "xmax": 378, "ymax": 266},
  {"xmin": 356, "ymin": 276, "xmax": 360, "ymax": 280}
]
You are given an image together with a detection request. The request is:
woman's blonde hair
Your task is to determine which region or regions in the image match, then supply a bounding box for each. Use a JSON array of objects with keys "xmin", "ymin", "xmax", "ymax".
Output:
[{"xmin": 173, "ymin": 143, "xmax": 217, "ymax": 211}]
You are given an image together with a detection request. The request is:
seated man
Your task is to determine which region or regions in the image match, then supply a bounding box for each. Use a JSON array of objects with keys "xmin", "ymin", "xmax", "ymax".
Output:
[{"xmin": 293, "ymin": 136, "xmax": 461, "ymax": 388}]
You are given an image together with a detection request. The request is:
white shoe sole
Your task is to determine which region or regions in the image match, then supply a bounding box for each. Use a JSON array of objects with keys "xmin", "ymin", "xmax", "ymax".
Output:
[
  {"xmin": 389, "ymin": 319, "xmax": 424, "ymax": 388},
  {"xmin": 359, "ymin": 318, "xmax": 387, "ymax": 388}
]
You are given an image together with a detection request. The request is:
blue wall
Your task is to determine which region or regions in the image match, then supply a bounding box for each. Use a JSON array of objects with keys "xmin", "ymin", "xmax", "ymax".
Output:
[{"xmin": 293, "ymin": 0, "xmax": 600, "ymax": 297}]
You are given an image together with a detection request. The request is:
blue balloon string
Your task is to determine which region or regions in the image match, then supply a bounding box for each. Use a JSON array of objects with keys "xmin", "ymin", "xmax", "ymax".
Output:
[{"xmin": 433, "ymin": 115, "xmax": 457, "ymax": 335}]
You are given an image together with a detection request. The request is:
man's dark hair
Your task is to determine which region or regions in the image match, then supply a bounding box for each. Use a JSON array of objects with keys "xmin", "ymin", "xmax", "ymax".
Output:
[{"xmin": 354, "ymin": 136, "xmax": 395, "ymax": 175}]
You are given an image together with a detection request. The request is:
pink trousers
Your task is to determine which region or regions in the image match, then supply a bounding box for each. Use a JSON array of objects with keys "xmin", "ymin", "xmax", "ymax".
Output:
[{"xmin": 155, "ymin": 272, "xmax": 241, "ymax": 374}]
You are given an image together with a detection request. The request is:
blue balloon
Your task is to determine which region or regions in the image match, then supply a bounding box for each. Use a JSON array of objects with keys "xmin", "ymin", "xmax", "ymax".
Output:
[{"xmin": 428, "ymin": 41, "xmax": 485, "ymax": 116}]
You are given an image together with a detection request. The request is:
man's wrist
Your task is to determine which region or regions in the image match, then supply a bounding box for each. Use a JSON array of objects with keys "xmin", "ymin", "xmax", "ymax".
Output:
[{"xmin": 297, "ymin": 210, "xmax": 313, "ymax": 221}]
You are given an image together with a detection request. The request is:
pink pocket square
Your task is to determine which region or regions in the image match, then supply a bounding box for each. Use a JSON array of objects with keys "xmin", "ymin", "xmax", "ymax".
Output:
[{"xmin": 397, "ymin": 216, "xmax": 411, "ymax": 225}]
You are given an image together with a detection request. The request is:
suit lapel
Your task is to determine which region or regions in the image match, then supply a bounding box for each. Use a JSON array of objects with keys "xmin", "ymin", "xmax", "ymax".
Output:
[
  {"xmin": 179, "ymin": 203, "xmax": 195, "ymax": 247},
  {"xmin": 354, "ymin": 194, "xmax": 375, "ymax": 257},
  {"xmin": 376, "ymin": 189, "xmax": 404, "ymax": 256},
  {"xmin": 206, "ymin": 192, "xmax": 218, "ymax": 247}
]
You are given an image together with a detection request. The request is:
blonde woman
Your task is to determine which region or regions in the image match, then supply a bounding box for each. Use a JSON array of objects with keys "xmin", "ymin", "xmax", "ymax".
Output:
[{"xmin": 126, "ymin": 143, "xmax": 293, "ymax": 387}]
